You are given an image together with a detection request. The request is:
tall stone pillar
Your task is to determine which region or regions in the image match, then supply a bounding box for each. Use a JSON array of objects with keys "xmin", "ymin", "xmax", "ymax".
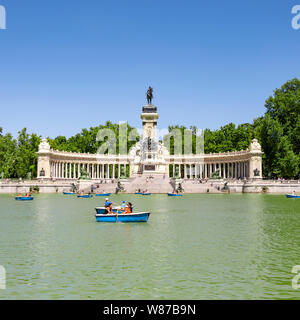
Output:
[
  {"xmin": 249, "ymin": 139, "xmax": 263, "ymax": 179},
  {"xmin": 37, "ymin": 139, "xmax": 52, "ymax": 179}
]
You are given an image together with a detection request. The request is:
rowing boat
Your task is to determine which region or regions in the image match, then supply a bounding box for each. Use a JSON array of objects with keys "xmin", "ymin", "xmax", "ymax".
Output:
[
  {"xmin": 95, "ymin": 211, "xmax": 150, "ymax": 223},
  {"xmin": 286, "ymin": 194, "xmax": 300, "ymax": 199},
  {"xmin": 15, "ymin": 196, "xmax": 34, "ymax": 201},
  {"xmin": 77, "ymin": 194, "xmax": 93, "ymax": 198}
]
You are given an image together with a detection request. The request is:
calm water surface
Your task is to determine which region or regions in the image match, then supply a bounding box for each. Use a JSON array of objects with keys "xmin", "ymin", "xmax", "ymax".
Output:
[{"xmin": 1, "ymin": 193, "xmax": 300, "ymax": 299}]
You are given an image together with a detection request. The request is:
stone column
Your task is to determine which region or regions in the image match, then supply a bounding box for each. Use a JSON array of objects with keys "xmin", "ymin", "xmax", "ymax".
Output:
[
  {"xmin": 57, "ymin": 163, "xmax": 59, "ymax": 178},
  {"xmin": 242, "ymin": 162, "xmax": 244, "ymax": 178}
]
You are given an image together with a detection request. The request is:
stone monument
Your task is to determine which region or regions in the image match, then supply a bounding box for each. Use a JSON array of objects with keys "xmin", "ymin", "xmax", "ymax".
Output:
[
  {"xmin": 248, "ymin": 139, "xmax": 263, "ymax": 179},
  {"xmin": 37, "ymin": 139, "xmax": 51, "ymax": 179}
]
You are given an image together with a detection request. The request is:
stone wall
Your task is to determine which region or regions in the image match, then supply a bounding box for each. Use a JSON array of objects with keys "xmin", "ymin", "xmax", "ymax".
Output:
[{"xmin": 1, "ymin": 179, "xmax": 299, "ymax": 194}]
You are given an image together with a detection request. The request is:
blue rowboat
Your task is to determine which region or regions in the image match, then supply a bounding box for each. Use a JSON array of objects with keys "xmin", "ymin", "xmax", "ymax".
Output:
[
  {"xmin": 77, "ymin": 194, "xmax": 93, "ymax": 198},
  {"xmin": 95, "ymin": 207, "xmax": 120, "ymax": 214},
  {"xmin": 63, "ymin": 192, "xmax": 76, "ymax": 195},
  {"xmin": 167, "ymin": 193, "xmax": 182, "ymax": 197},
  {"xmin": 135, "ymin": 192, "xmax": 143, "ymax": 195},
  {"xmin": 95, "ymin": 212, "xmax": 150, "ymax": 223},
  {"xmin": 95, "ymin": 193, "xmax": 111, "ymax": 196},
  {"xmin": 142, "ymin": 193, "xmax": 151, "ymax": 195},
  {"xmin": 286, "ymin": 194, "xmax": 300, "ymax": 199},
  {"xmin": 15, "ymin": 196, "xmax": 34, "ymax": 201}
]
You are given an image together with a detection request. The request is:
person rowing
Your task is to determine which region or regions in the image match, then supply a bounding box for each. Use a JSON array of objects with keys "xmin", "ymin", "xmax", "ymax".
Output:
[
  {"xmin": 104, "ymin": 197, "xmax": 121, "ymax": 214},
  {"xmin": 104, "ymin": 197, "xmax": 113, "ymax": 214}
]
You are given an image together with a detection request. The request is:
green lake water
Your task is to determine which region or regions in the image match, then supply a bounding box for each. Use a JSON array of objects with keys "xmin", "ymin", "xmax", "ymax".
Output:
[{"xmin": 1, "ymin": 193, "xmax": 300, "ymax": 300}]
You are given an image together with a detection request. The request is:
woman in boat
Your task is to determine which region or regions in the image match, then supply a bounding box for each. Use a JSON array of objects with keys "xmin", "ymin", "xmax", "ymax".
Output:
[{"xmin": 125, "ymin": 202, "xmax": 133, "ymax": 214}]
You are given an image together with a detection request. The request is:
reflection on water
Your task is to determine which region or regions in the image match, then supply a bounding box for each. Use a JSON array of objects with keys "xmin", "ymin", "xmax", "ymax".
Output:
[{"xmin": 0, "ymin": 194, "xmax": 300, "ymax": 299}]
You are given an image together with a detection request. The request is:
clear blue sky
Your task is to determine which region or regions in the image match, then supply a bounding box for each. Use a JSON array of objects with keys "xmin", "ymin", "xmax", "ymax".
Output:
[{"xmin": 0, "ymin": 0, "xmax": 299, "ymax": 138}]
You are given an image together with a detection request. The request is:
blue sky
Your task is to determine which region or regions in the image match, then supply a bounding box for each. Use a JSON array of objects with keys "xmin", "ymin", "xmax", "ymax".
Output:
[{"xmin": 0, "ymin": 0, "xmax": 299, "ymax": 138}]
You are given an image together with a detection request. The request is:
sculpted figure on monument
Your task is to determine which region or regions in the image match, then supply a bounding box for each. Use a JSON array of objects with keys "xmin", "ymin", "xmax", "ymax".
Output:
[
  {"xmin": 146, "ymin": 86, "xmax": 153, "ymax": 104},
  {"xmin": 38, "ymin": 138, "xmax": 51, "ymax": 152},
  {"xmin": 250, "ymin": 139, "xmax": 262, "ymax": 152}
]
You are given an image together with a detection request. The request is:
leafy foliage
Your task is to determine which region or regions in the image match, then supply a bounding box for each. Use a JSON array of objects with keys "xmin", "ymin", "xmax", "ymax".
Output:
[{"xmin": 0, "ymin": 128, "xmax": 41, "ymax": 179}]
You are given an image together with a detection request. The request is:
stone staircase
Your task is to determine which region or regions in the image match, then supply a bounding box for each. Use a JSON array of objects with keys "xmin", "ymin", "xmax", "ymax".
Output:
[
  {"xmin": 124, "ymin": 175, "xmax": 174, "ymax": 194},
  {"xmin": 77, "ymin": 181, "xmax": 118, "ymax": 194},
  {"xmin": 77, "ymin": 177, "xmax": 227, "ymax": 194},
  {"xmin": 182, "ymin": 180, "xmax": 226, "ymax": 193}
]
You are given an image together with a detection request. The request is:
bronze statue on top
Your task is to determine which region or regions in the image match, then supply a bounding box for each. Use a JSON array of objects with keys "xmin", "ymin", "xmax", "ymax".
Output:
[{"xmin": 146, "ymin": 86, "xmax": 153, "ymax": 104}]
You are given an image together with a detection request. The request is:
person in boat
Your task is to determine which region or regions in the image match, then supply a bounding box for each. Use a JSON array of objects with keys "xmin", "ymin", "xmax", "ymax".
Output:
[
  {"xmin": 117, "ymin": 200, "xmax": 126, "ymax": 214},
  {"xmin": 125, "ymin": 202, "xmax": 133, "ymax": 214},
  {"xmin": 293, "ymin": 190, "xmax": 296, "ymax": 195},
  {"xmin": 104, "ymin": 198, "xmax": 113, "ymax": 214}
]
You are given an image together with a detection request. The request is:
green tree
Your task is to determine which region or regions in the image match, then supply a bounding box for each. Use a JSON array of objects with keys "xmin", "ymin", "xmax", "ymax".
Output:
[{"xmin": 14, "ymin": 128, "xmax": 41, "ymax": 178}]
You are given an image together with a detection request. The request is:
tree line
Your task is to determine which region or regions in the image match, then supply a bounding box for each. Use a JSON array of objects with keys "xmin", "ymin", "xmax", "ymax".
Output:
[{"xmin": 0, "ymin": 79, "xmax": 299, "ymax": 179}]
